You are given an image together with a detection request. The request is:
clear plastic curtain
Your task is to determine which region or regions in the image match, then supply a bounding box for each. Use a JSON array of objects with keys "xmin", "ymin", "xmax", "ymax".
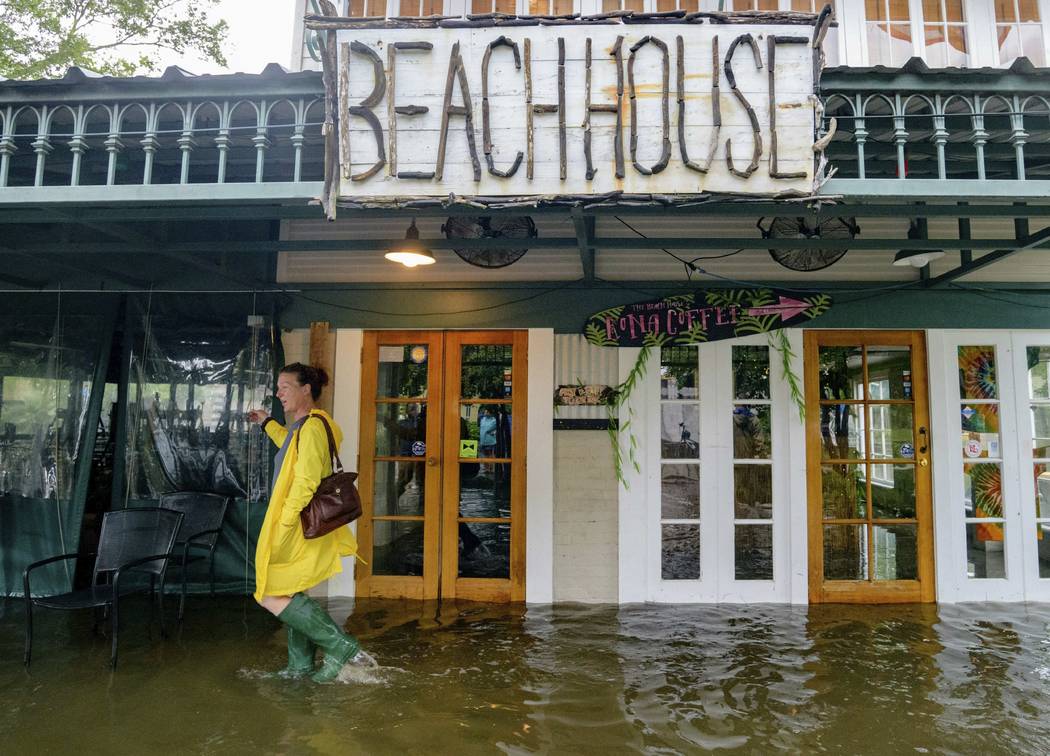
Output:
[
  {"xmin": 121, "ymin": 293, "xmax": 277, "ymax": 594},
  {"xmin": 0, "ymin": 293, "xmax": 115, "ymax": 596}
]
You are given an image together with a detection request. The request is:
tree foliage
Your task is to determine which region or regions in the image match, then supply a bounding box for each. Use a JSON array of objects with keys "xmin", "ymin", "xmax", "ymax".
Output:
[{"xmin": 0, "ymin": 0, "xmax": 228, "ymax": 80}]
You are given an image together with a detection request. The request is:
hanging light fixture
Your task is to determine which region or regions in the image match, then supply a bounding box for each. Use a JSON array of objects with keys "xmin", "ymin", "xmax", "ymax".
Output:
[
  {"xmin": 892, "ymin": 218, "xmax": 945, "ymax": 268},
  {"xmin": 892, "ymin": 248, "xmax": 946, "ymax": 268},
  {"xmin": 385, "ymin": 220, "xmax": 436, "ymax": 267}
]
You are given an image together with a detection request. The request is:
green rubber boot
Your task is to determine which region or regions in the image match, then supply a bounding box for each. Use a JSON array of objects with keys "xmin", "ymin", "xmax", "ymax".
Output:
[
  {"xmin": 281, "ymin": 627, "xmax": 316, "ymax": 678},
  {"xmin": 277, "ymin": 593, "xmax": 361, "ymax": 684}
]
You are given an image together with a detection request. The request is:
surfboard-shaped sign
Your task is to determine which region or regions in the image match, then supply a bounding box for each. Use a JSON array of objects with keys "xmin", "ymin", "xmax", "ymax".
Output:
[{"xmin": 583, "ymin": 289, "xmax": 831, "ymax": 347}]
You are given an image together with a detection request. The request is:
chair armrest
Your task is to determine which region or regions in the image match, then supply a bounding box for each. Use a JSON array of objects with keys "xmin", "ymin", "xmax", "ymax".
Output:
[
  {"xmin": 23, "ymin": 552, "xmax": 94, "ymax": 598},
  {"xmin": 184, "ymin": 528, "xmax": 222, "ymax": 547},
  {"xmin": 112, "ymin": 553, "xmax": 176, "ymax": 592}
]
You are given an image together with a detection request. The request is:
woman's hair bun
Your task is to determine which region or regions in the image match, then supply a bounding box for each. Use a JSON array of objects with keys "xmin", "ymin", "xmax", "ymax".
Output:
[{"xmin": 280, "ymin": 362, "xmax": 329, "ymax": 400}]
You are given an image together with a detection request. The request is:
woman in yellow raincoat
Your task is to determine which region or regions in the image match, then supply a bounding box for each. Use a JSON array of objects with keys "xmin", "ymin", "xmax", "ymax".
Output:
[{"xmin": 248, "ymin": 362, "xmax": 362, "ymax": 682}]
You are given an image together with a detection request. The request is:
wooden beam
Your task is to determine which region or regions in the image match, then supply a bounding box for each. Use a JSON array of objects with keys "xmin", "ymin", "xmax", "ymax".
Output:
[
  {"xmin": 571, "ymin": 207, "xmax": 596, "ymax": 281},
  {"xmin": 308, "ymin": 321, "xmax": 335, "ymax": 416},
  {"xmin": 926, "ymin": 225, "xmax": 1050, "ymax": 288}
]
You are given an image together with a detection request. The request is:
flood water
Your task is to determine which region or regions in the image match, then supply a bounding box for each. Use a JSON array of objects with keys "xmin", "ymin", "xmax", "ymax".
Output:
[{"xmin": 2, "ymin": 597, "xmax": 1049, "ymax": 754}]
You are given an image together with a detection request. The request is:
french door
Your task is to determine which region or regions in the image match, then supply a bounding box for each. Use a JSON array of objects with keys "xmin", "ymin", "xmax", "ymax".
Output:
[
  {"xmin": 356, "ymin": 331, "xmax": 527, "ymax": 602},
  {"xmin": 804, "ymin": 330, "xmax": 936, "ymax": 603}
]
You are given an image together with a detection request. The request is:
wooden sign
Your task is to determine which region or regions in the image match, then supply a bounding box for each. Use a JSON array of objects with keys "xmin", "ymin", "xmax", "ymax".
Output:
[
  {"xmin": 584, "ymin": 289, "xmax": 831, "ymax": 347},
  {"xmin": 555, "ymin": 384, "xmax": 616, "ymax": 406},
  {"xmin": 335, "ymin": 21, "xmax": 821, "ymax": 199}
]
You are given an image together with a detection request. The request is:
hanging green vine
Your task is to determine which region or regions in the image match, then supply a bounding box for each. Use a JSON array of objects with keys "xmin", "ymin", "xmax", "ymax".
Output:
[
  {"xmin": 606, "ymin": 344, "xmax": 651, "ymax": 488},
  {"xmin": 769, "ymin": 329, "xmax": 805, "ymax": 423}
]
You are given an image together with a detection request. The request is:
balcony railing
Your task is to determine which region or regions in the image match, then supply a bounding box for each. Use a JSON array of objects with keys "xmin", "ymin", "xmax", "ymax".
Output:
[
  {"xmin": 819, "ymin": 62, "xmax": 1050, "ymax": 198},
  {"xmin": 0, "ymin": 66, "xmax": 325, "ymax": 192}
]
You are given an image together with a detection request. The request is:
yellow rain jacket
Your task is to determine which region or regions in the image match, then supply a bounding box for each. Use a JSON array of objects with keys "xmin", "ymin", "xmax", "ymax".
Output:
[{"xmin": 254, "ymin": 409, "xmax": 358, "ymax": 600}]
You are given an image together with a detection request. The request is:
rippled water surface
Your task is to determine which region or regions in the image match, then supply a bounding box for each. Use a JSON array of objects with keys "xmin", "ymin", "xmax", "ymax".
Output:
[{"xmin": 2, "ymin": 598, "xmax": 1049, "ymax": 754}]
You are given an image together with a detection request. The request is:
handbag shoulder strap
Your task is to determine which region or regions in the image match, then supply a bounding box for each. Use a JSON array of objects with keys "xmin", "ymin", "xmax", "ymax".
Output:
[{"xmin": 294, "ymin": 413, "xmax": 344, "ymax": 473}]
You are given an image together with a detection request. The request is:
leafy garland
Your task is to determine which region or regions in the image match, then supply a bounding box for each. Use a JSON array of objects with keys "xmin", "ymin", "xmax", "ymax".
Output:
[
  {"xmin": 605, "ymin": 344, "xmax": 651, "ymax": 489},
  {"xmin": 770, "ymin": 329, "xmax": 806, "ymax": 423}
]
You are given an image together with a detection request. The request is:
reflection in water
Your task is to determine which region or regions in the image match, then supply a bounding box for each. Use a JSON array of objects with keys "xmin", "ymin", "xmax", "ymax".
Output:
[{"xmin": 2, "ymin": 598, "xmax": 1049, "ymax": 753}]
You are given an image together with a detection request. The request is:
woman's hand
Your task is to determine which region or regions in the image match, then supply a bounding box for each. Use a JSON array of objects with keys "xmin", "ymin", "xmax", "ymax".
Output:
[{"xmin": 247, "ymin": 409, "xmax": 267, "ymax": 424}]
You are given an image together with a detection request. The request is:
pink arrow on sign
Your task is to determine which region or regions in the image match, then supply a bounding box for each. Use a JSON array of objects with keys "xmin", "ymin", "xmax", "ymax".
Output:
[{"xmin": 746, "ymin": 296, "xmax": 811, "ymax": 321}]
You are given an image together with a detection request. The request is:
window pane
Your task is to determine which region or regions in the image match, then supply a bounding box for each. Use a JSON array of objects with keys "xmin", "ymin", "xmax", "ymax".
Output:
[
  {"xmin": 733, "ymin": 405, "xmax": 772, "ymax": 459},
  {"xmin": 945, "ymin": 0, "xmax": 965, "ymax": 22},
  {"xmin": 995, "ymin": 0, "xmax": 1018, "ymax": 22},
  {"xmin": 889, "ymin": 0, "xmax": 910, "ymax": 21},
  {"xmin": 459, "ymin": 462, "xmax": 510, "ymax": 518},
  {"xmin": 662, "ymin": 524, "xmax": 700, "ymax": 579},
  {"xmin": 1029, "ymin": 347, "xmax": 1050, "ymax": 400},
  {"xmin": 824, "ymin": 524, "xmax": 868, "ymax": 580},
  {"xmin": 732, "ymin": 345, "xmax": 770, "ymax": 400},
  {"xmin": 871, "ymin": 464, "xmax": 916, "ymax": 519},
  {"xmin": 458, "ymin": 523, "xmax": 510, "ymax": 579},
  {"xmin": 459, "ymin": 404, "xmax": 511, "ymax": 458},
  {"xmin": 372, "ymin": 460, "xmax": 426, "ymax": 517},
  {"xmin": 377, "ymin": 345, "xmax": 428, "ymax": 397},
  {"xmin": 461, "ymin": 344, "xmax": 513, "ymax": 399},
  {"xmin": 867, "ymin": 0, "xmax": 887, "ymax": 22},
  {"xmin": 662, "ymin": 404, "xmax": 699, "ymax": 459},
  {"xmin": 1035, "ymin": 463, "xmax": 1050, "ymax": 518},
  {"xmin": 819, "ymin": 346, "xmax": 863, "ymax": 401},
  {"xmin": 735, "ymin": 525, "xmax": 773, "ymax": 580},
  {"xmin": 348, "ymin": 0, "xmax": 366, "ymax": 16},
  {"xmin": 873, "ymin": 524, "xmax": 917, "ymax": 580},
  {"xmin": 965, "ymin": 463, "xmax": 1003, "ymax": 519},
  {"xmin": 1032, "ymin": 405, "xmax": 1050, "ymax": 456},
  {"xmin": 735, "ymin": 464, "xmax": 772, "ymax": 519},
  {"xmin": 552, "ymin": 0, "xmax": 574, "ymax": 13},
  {"xmin": 866, "ymin": 346, "xmax": 912, "ymax": 399},
  {"xmin": 373, "ymin": 519, "xmax": 424, "ymax": 576},
  {"xmin": 961, "ymin": 403, "xmax": 1000, "ymax": 459},
  {"xmin": 1018, "ymin": 0, "xmax": 1040, "ymax": 22},
  {"xmin": 966, "ymin": 523, "xmax": 1006, "ymax": 578},
  {"xmin": 662, "ymin": 464, "xmax": 700, "ymax": 519},
  {"xmin": 959, "ymin": 346, "xmax": 998, "ymax": 400},
  {"xmin": 1038, "ymin": 525, "xmax": 1050, "ymax": 578},
  {"xmin": 869, "ymin": 403, "xmax": 914, "ymax": 459},
  {"xmin": 922, "ymin": 0, "xmax": 943, "ymax": 22},
  {"xmin": 822, "ymin": 464, "xmax": 867, "ymax": 519},
  {"xmin": 820, "ymin": 404, "xmax": 865, "ymax": 460},
  {"xmin": 374, "ymin": 402, "xmax": 427, "ymax": 457},
  {"xmin": 661, "ymin": 345, "xmax": 698, "ymax": 400}
]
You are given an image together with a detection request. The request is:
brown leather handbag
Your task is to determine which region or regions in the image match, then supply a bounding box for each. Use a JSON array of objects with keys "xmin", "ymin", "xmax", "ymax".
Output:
[{"xmin": 295, "ymin": 414, "xmax": 362, "ymax": 539}]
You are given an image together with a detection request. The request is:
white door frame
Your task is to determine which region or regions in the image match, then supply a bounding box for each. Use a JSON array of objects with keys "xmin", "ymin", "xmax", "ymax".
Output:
[{"xmin": 620, "ymin": 330, "xmax": 806, "ymax": 604}]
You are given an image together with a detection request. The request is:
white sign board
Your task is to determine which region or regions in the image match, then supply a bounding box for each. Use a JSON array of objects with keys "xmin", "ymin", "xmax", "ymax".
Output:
[{"xmin": 336, "ymin": 23, "xmax": 819, "ymax": 199}]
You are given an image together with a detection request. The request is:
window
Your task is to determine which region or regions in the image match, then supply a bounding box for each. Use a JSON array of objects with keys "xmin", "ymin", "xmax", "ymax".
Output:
[
  {"xmin": 346, "ymin": 0, "xmax": 386, "ymax": 15},
  {"xmin": 868, "ymin": 380, "xmax": 895, "ymax": 487},
  {"xmin": 923, "ymin": 0, "xmax": 969, "ymax": 66},
  {"xmin": 791, "ymin": 0, "xmax": 834, "ymax": 11},
  {"xmin": 471, "ymin": 0, "xmax": 517, "ymax": 11},
  {"xmin": 866, "ymin": 0, "xmax": 914, "ymax": 66},
  {"xmin": 734, "ymin": 0, "xmax": 781, "ymax": 8},
  {"xmin": 527, "ymin": 0, "xmax": 573, "ymax": 12},
  {"xmin": 602, "ymin": 0, "xmax": 644, "ymax": 10},
  {"xmin": 995, "ymin": 0, "xmax": 1047, "ymax": 65},
  {"xmin": 655, "ymin": 0, "xmax": 700, "ymax": 10}
]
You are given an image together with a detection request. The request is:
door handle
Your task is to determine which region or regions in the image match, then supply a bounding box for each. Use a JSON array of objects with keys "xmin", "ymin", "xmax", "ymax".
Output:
[
  {"xmin": 918, "ymin": 426, "xmax": 928, "ymax": 454},
  {"xmin": 426, "ymin": 456, "xmax": 438, "ymax": 467}
]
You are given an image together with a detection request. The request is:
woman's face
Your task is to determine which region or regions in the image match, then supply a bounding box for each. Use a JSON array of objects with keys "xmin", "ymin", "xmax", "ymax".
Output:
[{"xmin": 276, "ymin": 372, "xmax": 312, "ymax": 416}]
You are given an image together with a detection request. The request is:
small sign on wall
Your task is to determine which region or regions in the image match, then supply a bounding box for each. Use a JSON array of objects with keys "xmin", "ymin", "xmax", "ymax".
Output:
[{"xmin": 555, "ymin": 384, "xmax": 615, "ymax": 406}]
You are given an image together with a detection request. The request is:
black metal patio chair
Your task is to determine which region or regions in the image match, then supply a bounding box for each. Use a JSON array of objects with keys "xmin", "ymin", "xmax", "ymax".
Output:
[
  {"xmin": 23, "ymin": 507, "xmax": 183, "ymax": 669},
  {"xmin": 158, "ymin": 492, "xmax": 229, "ymax": 621}
]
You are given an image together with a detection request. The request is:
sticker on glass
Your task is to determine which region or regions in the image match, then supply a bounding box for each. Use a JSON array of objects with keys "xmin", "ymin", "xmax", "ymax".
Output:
[
  {"xmin": 899, "ymin": 442, "xmax": 914, "ymax": 459},
  {"xmin": 411, "ymin": 440, "xmax": 426, "ymax": 456},
  {"xmin": 961, "ymin": 406, "xmax": 976, "ymax": 421},
  {"xmin": 965, "ymin": 439, "xmax": 983, "ymax": 458},
  {"xmin": 459, "ymin": 439, "xmax": 479, "ymax": 458}
]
